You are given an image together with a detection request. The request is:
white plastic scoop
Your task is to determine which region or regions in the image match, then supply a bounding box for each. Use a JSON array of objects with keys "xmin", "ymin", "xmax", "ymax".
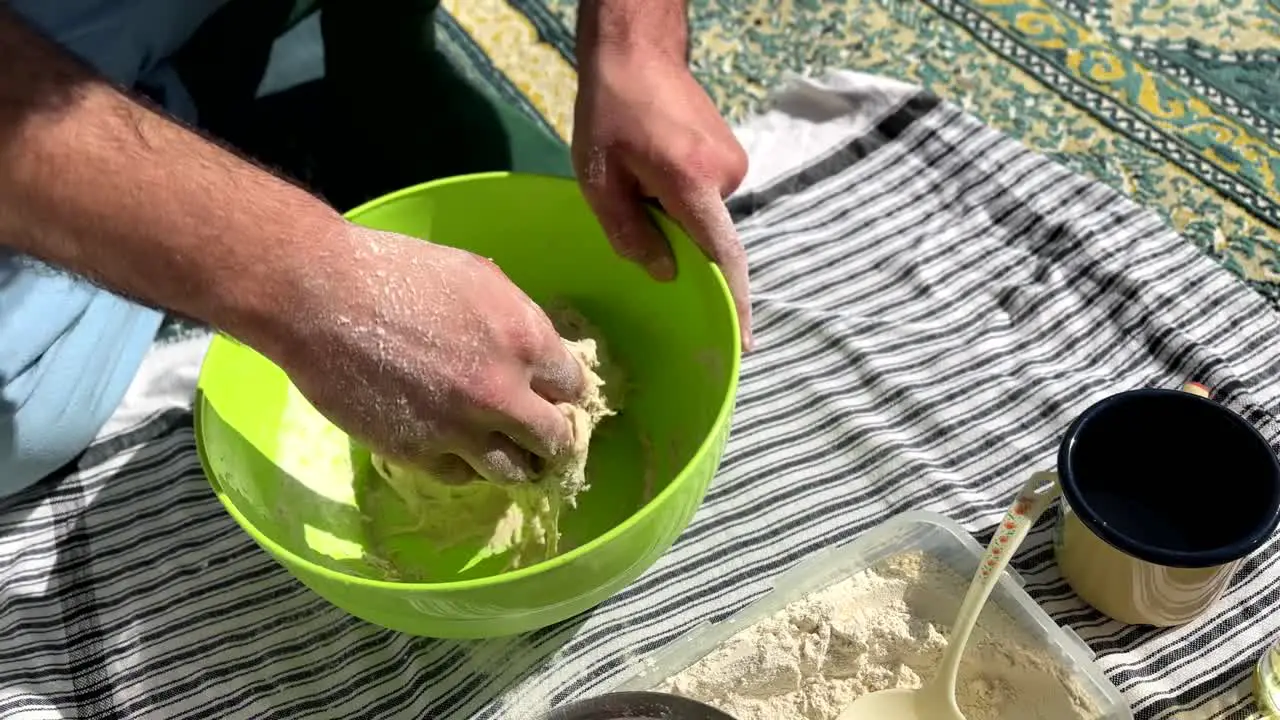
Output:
[{"xmin": 837, "ymin": 471, "xmax": 1062, "ymax": 720}]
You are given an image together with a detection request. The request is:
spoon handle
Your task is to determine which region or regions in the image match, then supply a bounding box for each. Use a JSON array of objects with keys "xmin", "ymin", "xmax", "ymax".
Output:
[{"xmin": 936, "ymin": 471, "xmax": 1062, "ymax": 698}]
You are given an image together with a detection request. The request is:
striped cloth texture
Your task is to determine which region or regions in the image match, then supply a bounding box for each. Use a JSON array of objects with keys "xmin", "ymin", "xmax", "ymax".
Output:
[{"xmin": 3, "ymin": 72, "xmax": 1280, "ymax": 720}]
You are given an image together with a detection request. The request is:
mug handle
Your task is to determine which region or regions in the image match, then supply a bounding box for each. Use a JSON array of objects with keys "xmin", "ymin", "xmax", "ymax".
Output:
[{"xmin": 1183, "ymin": 381, "xmax": 1210, "ymax": 398}]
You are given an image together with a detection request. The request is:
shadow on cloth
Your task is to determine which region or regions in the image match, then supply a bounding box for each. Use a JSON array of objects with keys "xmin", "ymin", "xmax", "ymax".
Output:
[{"xmin": 0, "ymin": 412, "xmax": 589, "ymax": 717}]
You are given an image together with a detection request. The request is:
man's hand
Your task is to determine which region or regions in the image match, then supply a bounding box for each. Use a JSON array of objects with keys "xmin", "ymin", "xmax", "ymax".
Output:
[
  {"xmin": 0, "ymin": 8, "xmax": 582, "ymax": 484},
  {"xmin": 574, "ymin": 1, "xmax": 753, "ymax": 349},
  {"xmin": 283, "ymin": 226, "xmax": 585, "ymax": 485}
]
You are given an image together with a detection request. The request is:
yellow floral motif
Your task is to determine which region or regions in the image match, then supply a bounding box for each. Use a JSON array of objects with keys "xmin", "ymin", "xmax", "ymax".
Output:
[
  {"xmin": 441, "ymin": 0, "xmax": 578, "ymax": 140},
  {"xmin": 1012, "ymin": 11, "xmax": 1070, "ymax": 49}
]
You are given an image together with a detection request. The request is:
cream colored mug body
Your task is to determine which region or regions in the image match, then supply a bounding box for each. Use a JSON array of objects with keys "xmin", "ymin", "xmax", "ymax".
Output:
[
  {"xmin": 1054, "ymin": 495, "xmax": 1242, "ymax": 627},
  {"xmin": 1041, "ymin": 383, "xmax": 1280, "ymax": 627}
]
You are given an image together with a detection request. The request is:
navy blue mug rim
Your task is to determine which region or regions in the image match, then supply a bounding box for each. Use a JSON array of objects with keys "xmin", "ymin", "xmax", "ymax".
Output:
[{"xmin": 1057, "ymin": 388, "xmax": 1280, "ymax": 569}]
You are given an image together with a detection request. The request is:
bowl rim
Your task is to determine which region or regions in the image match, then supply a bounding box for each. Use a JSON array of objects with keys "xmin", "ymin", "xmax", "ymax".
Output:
[{"xmin": 194, "ymin": 171, "xmax": 742, "ymax": 593}]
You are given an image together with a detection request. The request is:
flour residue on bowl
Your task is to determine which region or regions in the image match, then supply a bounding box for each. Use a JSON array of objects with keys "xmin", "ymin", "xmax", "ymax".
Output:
[
  {"xmin": 273, "ymin": 386, "xmax": 370, "ymax": 564},
  {"xmin": 658, "ymin": 552, "xmax": 1101, "ymax": 720},
  {"xmin": 275, "ymin": 393, "xmax": 359, "ymax": 507}
]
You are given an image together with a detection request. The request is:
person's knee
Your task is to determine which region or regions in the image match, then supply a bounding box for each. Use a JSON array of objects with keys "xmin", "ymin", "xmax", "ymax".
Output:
[
  {"xmin": 0, "ymin": 286, "xmax": 163, "ymax": 498},
  {"xmin": 0, "ymin": 424, "xmax": 87, "ymax": 500}
]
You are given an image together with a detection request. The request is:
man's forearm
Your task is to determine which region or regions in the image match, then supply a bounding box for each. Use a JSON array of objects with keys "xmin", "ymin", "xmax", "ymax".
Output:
[
  {"xmin": 576, "ymin": 0, "xmax": 689, "ymax": 62},
  {"xmin": 0, "ymin": 8, "xmax": 347, "ymax": 356}
]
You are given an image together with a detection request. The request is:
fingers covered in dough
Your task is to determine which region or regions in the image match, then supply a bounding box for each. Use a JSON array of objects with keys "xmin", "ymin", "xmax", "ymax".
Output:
[
  {"xmin": 496, "ymin": 390, "xmax": 575, "ymax": 463},
  {"xmin": 530, "ymin": 340, "xmax": 586, "ymax": 404},
  {"xmin": 455, "ymin": 433, "xmax": 537, "ymax": 485}
]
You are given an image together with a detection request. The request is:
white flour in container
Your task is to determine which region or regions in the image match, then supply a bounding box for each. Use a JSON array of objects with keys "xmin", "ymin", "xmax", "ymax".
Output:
[{"xmin": 657, "ymin": 552, "xmax": 1100, "ymax": 720}]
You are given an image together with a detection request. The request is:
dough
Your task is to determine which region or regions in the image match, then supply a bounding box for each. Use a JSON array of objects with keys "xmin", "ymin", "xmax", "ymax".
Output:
[{"xmin": 367, "ymin": 307, "xmax": 620, "ymax": 575}]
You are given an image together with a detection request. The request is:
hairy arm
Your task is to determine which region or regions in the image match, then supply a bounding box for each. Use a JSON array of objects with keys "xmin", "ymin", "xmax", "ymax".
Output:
[
  {"xmin": 576, "ymin": 0, "xmax": 688, "ymax": 61},
  {"xmin": 0, "ymin": 8, "xmax": 349, "ymax": 359}
]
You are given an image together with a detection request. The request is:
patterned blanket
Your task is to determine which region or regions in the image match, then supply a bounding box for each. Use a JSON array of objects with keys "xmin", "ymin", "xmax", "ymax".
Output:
[
  {"xmin": 445, "ymin": 0, "xmax": 1280, "ymax": 308},
  {"xmin": 2, "ymin": 72, "xmax": 1278, "ymax": 719}
]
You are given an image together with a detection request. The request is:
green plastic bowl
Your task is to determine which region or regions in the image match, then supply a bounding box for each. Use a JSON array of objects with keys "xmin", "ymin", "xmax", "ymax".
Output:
[{"xmin": 194, "ymin": 172, "xmax": 740, "ymax": 639}]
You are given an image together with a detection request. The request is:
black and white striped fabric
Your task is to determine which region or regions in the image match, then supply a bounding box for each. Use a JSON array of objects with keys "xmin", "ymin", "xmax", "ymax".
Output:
[{"xmin": 4, "ymin": 73, "xmax": 1280, "ymax": 720}]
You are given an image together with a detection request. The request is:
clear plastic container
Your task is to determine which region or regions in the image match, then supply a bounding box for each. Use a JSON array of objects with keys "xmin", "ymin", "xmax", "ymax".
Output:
[{"xmin": 610, "ymin": 510, "xmax": 1132, "ymax": 719}]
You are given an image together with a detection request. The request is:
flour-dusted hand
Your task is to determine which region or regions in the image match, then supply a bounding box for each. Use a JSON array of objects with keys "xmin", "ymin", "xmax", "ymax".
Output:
[
  {"xmin": 276, "ymin": 224, "xmax": 586, "ymax": 485},
  {"xmin": 573, "ymin": 0, "xmax": 753, "ymax": 349}
]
